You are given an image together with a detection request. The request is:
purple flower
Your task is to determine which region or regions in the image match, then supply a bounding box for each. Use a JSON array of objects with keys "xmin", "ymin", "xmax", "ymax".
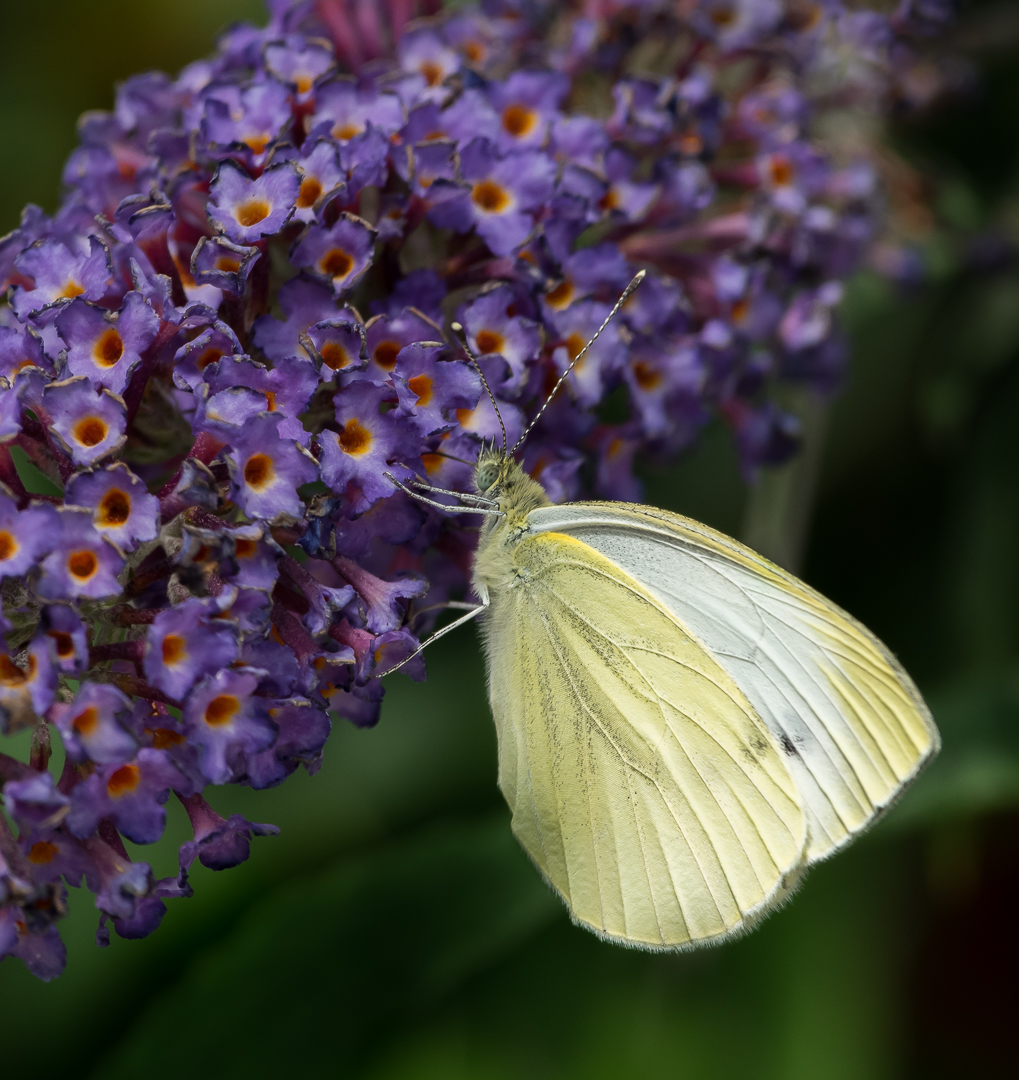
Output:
[
  {"xmin": 56, "ymin": 291, "xmax": 159, "ymax": 393},
  {"xmin": 246, "ymin": 700, "xmax": 331, "ymax": 789},
  {"xmin": 178, "ymin": 792, "xmax": 279, "ymax": 870},
  {"xmin": 319, "ymin": 382, "xmax": 417, "ymax": 511},
  {"xmin": 265, "ymin": 37, "xmax": 335, "ymax": 100},
  {"xmin": 488, "ymin": 71, "xmax": 569, "ymax": 152},
  {"xmin": 201, "ymin": 78, "xmax": 293, "ymax": 164},
  {"xmin": 171, "ymin": 321, "xmax": 244, "ymax": 391},
  {"xmin": 0, "ymin": 322, "xmax": 52, "ymax": 380},
  {"xmin": 207, "ymin": 159, "xmax": 301, "ymax": 244},
  {"xmin": 332, "ymin": 554, "xmax": 428, "ymax": 634},
  {"xmin": 38, "ymin": 605, "xmax": 89, "ymax": 674},
  {"xmin": 65, "ymin": 462, "xmax": 159, "ymax": 551},
  {"xmin": 2, "ymin": 773, "xmax": 70, "ymax": 831},
  {"xmin": 67, "ymin": 749, "xmax": 182, "ymax": 845},
  {"xmin": 273, "ymin": 138, "xmax": 346, "ymax": 223},
  {"xmin": 252, "ymin": 276, "xmax": 339, "ymax": 362},
  {"xmin": 308, "ymin": 80, "xmax": 404, "ymax": 143},
  {"xmin": 37, "ymin": 508, "xmax": 125, "ymax": 600},
  {"xmin": 0, "ymin": 495, "xmax": 56, "ymax": 579},
  {"xmin": 303, "ymin": 317, "xmax": 367, "ymax": 377},
  {"xmin": 43, "ymin": 377, "xmax": 127, "ymax": 467},
  {"xmin": 54, "ymin": 682, "xmax": 137, "ymax": 765},
  {"xmin": 143, "ymin": 598, "xmax": 239, "ymax": 701},
  {"xmin": 182, "ymin": 669, "xmax": 277, "ymax": 784},
  {"xmin": 0, "ymin": 635, "xmax": 57, "ymax": 733},
  {"xmin": 393, "ymin": 343, "xmax": 482, "ymax": 436},
  {"xmin": 461, "ymin": 286, "xmax": 541, "ymax": 395},
  {"xmin": 549, "ymin": 300, "xmax": 628, "ymax": 408},
  {"xmin": 190, "ymin": 235, "xmax": 262, "ymax": 294},
  {"xmin": 205, "ymin": 354, "xmax": 319, "ymax": 420},
  {"xmin": 225, "ymin": 413, "xmax": 319, "ymax": 520},
  {"xmin": 11, "ymin": 237, "xmax": 112, "ymax": 318},
  {"xmin": 428, "ymin": 139, "xmax": 556, "ymax": 256},
  {"xmin": 290, "ymin": 212, "xmax": 376, "ymax": 295}
]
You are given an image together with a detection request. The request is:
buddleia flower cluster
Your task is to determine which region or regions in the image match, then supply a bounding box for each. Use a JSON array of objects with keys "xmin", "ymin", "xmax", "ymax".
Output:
[{"xmin": 0, "ymin": 0, "xmax": 939, "ymax": 979}]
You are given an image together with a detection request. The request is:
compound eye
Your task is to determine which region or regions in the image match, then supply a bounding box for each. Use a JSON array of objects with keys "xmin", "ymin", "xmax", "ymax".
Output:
[{"xmin": 477, "ymin": 464, "xmax": 498, "ymax": 491}]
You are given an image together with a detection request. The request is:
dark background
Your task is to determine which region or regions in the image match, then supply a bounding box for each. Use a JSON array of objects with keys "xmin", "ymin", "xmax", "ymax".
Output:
[{"xmin": 2, "ymin": 2, "xmax": 1018, "ymax": 1076}]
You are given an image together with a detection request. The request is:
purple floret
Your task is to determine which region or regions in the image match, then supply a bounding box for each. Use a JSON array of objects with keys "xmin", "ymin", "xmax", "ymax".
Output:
[
  {"xmin": 207, "ymin": 159, "xmax": 301, "ymax": 244},
  {"xmin": 37, "ymin": 508, "xmax": 125, "ymax": 601},
  {"xmin": 43, "ymin": 377, "xmax": 127, "ymax": 467},
  {"xmin": 143, "ymin": 598, "xmax": 239, "ymax": 701},
  {"xmin": 65, "ymin": 462, "xmax": 159, "ymax": 551},
  {"xmin": 56, "ymin": 290, "xmax": 159, "ymax": 393},
  {"xmin": 225, "ymin": 412, "xmax": 319, "ymax": 520},
  {"xmin": 290, "ymin": 212, "xmax": 376, "ymax": 295}
]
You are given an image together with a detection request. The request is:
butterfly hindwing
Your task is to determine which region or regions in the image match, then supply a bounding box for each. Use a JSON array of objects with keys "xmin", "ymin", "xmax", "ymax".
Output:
[
  {"xmin": 483, "ymin": 529, "xmax": 806, "ymax": 949},
  {"xmin": 526, "ymin": 503, "xmax": 940, "ymax": 863}
]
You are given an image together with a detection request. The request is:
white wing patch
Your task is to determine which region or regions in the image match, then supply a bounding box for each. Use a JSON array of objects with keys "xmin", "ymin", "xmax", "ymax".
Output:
[{"xmin": 526, "ymin": 503, "xmax": 939, "ymax": 863}]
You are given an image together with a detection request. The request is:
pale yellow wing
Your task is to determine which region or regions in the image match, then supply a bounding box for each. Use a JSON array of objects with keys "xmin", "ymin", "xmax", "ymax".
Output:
[
  {"xmin": 483, "ymin": 530, "xmax": 806, "ymax": 949},
  {"xmin": 526, "ymin": 503, "xmax": 940, "ymax": 863}
]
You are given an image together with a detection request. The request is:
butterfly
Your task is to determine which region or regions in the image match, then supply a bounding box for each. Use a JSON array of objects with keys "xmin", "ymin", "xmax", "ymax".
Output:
[{"xmin": 383, "ymin": 272, "xmax": 940, "ymax": 950}]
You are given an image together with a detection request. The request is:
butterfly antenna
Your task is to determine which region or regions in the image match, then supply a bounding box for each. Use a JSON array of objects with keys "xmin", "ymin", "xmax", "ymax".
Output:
[
  {"xmin": 450, "ymin": 321, "xmax": 508, "ymax": 454},
  {"xmin": 510, "ymin": 270, "xmax": 645, "ymax": 457}
]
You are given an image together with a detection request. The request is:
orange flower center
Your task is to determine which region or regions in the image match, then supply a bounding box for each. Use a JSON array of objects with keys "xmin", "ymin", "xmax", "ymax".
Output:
[
  {"xmin": 235, "ymin": 198, "xmax": 271, "ymax": 228},
  {"xmin": 332, "ymin": 122, "xmax": 362, "ymax": 141},
  {"xmin": 72, "ymin": 705, "xmax": 99, "ymax": 735},
  {"xmin": 60, "ymin": 281, "xmax": 85, "ymax": 300},
  {"xmin": 407, "ymin": 373, "xmax": 433, "ymax": 407},
  {"xmin": 297, "ymin": 176, "xmax": 323, "ymax": 209},
  {"xmin": 420, "ymin": 60, "xmax": 444, "ymax": 87},
  {"xmin": 67, "ymin": 550, "xmax": 98, "ymax": 580},
  {"xmin": 74, "ymin": 416, "xmax": 109, "ymax": 448},
  {"xmin": 632, "ymin": 361, "xmax": 662, "ymax": 391},
  {"xmin": 0, "ymin": 531, "xmax": 17, "ymax": 561},
  {"xmin": 94, "ymin": 328, "xmax": 124, "ymax": 367},
  {"xmin": 204, "ymin": 694, "xmax": 240, "ymax": 726},
  {"xmin": 546, "ymin": 280, "xmax": 575, "ymax": 310},
  {"xmin": 338, "ymin": 418, "xmax": 372, "ymax": 455},
  {"xmin": 215, "ymin": 256, "xmax": 241, "ymax": 273},
  {"xmin": 0, "ymin": 655, "xmax": 27, "ymax": 686},
  {"xmin": 151, "ymin": 727, "xmax": 185, "ymax": 749},
  {"xmin": 471, "ymin": 179, "xmax": 511, "ymax": 214},
  {"xmin": 373, "ymin": 340, "xmax": 401, "ymax": 371},
  {"xmin": 162, "ymin": 633, "xmax": 187, "ymax": 666},
  {"xmin": 97, "ymin": 488, "xmax": 131, "ymax": 527},
  {"xmin": 244, "ymin": 453, "xmax": 275, "ymax": 490},
  {"xmin": 475, "ymin": 329, "xmax": 505, "ymax": 355},
  {"xmin": 28, "ymin": 841, "xmax": 59, "ymax": 865},
  {"xmin": 234, "ymin": 539, "xmax": 256, "ymax": 558},
  {"xmin": 107, "ymin": 763, "xmax": 141, "ymax": 798},
  {"xmin": 48, "ymin": 630, "xmax": 74, "ymax": 657},
  {"xmin": 502, "ymin": 104, "xmax": 538, "ymax": 139},
  {"xmin": 769, "ymin": 156, "xmax": 794, "ymax": 187},
  {"xmin": 196, "ymin": 347, "xmax": 224, "ymax": 371},
  {"xmin": 320, "ymin": 341, "xmax": 350, "ymax": 370},
  {"xmin": 319, "ymin": 248, "xmax": 354, "ymax": 280},
  {"xmin": 565, "ymin": 333, "xmax": 586, "ymax": 365}
]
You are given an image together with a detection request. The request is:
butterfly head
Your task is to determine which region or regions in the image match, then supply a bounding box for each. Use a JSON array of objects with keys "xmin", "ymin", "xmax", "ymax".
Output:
[{"xmin": 474, "ymin": 445, "xmax": 510, "ymax": 494}]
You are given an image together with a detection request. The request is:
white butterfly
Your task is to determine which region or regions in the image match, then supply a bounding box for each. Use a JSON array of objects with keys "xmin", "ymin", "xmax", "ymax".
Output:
[{"xmin": 383, "ymin": 273, "xmax": 939, "ymax": 950}]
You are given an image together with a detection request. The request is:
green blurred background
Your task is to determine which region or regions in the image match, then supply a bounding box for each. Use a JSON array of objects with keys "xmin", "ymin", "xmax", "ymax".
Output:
[{"xmin": 2, "ymin": 2, "xmax": 1018, "ymax": 1076}]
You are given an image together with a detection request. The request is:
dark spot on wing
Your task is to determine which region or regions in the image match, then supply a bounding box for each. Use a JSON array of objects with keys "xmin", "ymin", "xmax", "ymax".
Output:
[{"xmin": 780, "ymin": 734, "xmax": 797, "ymax": 757}]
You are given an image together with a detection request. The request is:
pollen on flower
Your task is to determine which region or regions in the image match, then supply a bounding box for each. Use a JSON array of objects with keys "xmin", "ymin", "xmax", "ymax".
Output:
[
  {"xmin": 27, "ymin": 841, "xmax": 59, "ymax": 865},
  {"xmin": 297, "ymin": 176, "xmax": 323, "ymax": 208},
  {"xmin": 320, "ymin": 341, "xmax": 350, "ymax": 370},
  {"xmin": 150, "ymin": 726, "xmax": 185, "ymax": 749},
  {"xmin": 244, "ymin": 453, "xmax": 275, "ymax": 490},
  {"xmin": 162, "ymin": 633, "xmax": 187, "ymax": 666},
  {"xmin": 74, "ymin": 416, "xmax": 108, "ymax": 447},
  {"xmin": 215, "ymin": 256, "xmax": 242, "ymax": 273},
  {"xmin": 72, "ymin": 705, "xmax": 99, "ymax": 734},
  {"xmin": 546, "ymin": 280, "xmax": 575, "ymax": 310},
  {"xmin": 67, "ymin": 550, "xmax": 98, "ymax": 580},
  {"xmin": 0, "ymin": 531, "xmax": 18, "ymax": 560},
  {"xmin": 97, "ymin": 488, "xmax": 131, "ymax": 526},
  {"xmin": 48, "ymin": 630, "xmax": 75, "ymax": 657},
  {"xmin": 60, "ymin": 280, "xmax": 85, "ymax": 299},
  {"xmin": 475, "ymin": 330, "xmax": 505, "ymax": 354},
  {"xmin": 0, "ymin": 655, "xmax": 27, "ymax": 686},
  {"xmin": 338, "ymin": 418, "xmax": 372, "ymax": 455},
  {"xmin": 332, "ymin": 122, "xmax": 362, "ymax": 140},
  {"xmin": 633, "ymin": 361, "xmax": 663, "ymax": 390},
  {"xmin": 319, "ymin": 247, "xmax": 354, "ymax": 280},
  {"xmin": 204, "ymin": 694, "xmax": 240, "ymax": 726},
  {"xmin": 107, "ymin": 763, "xmax": 141, "ymax": 798},
  {"xmin": 93, "ymin": 328, "xmax": 124, "ymax": 367},
  {"xmin": 235, "ymin": 198, "xmax": 271, "ymax": 227},
  {"xmin": 471, "ymin": 179, "xmax": 511, "ymax": 214},
  {"xmin": 407, "ymin": 373, "xmax": 433, "ymax": 406},
  {"xmin": 502, "ymin": 105, "xmax": 538, "ymax": 138},
  {"xmin": 373, "ymin": 340, "xmax": 401, "ymax": 370}
]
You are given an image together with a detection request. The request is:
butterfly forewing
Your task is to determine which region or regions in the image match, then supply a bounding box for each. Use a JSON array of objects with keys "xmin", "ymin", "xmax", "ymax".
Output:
[
  {"xmin": 484, "ymin": 529, "xmax": 806, "ymax": 949},
  {"xmin": 525, "ymin": 503, "xmax": 939, "ymax": 864}
]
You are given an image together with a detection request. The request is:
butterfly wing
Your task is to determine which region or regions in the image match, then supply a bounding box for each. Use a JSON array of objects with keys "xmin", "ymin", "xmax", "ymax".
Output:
[
  {"xmin": 483, "ymin": 528, "xmax": 806, "ymax": 949},
  {"xmin": 526, "ymin": 502, "xmax": 939, "ymax": 864}
]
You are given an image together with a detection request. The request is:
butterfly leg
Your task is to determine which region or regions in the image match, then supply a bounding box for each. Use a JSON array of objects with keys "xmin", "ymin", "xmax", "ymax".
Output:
[{"xmin": 373, "ymin": 600, "xmax": 488, "ymax": 679}]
